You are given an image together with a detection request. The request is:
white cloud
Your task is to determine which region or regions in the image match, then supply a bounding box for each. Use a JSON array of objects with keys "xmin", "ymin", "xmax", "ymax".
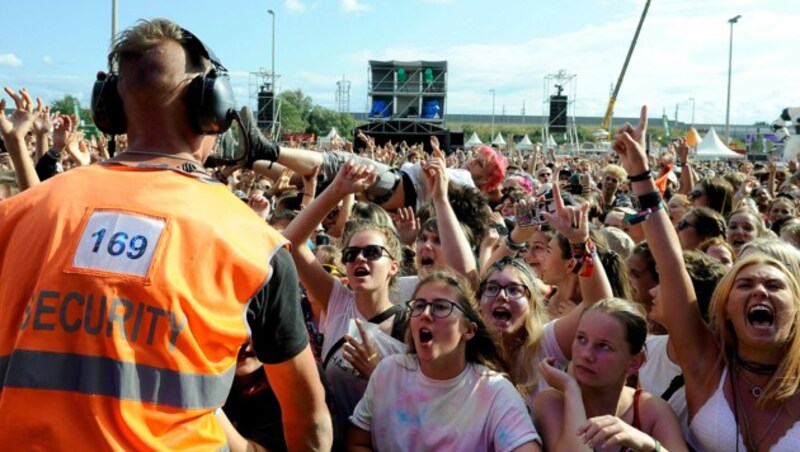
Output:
[
  {"xmin": 341, "ymin": 0, "xmax": 370, "ymax": 13},
  {"xmin": 43, "ymin": 55, "xmax": 56, "ymax": 66},
  {"xmin": 284, "ymin": 0, "xmax": 307, "ymax": 13},
  {"xmin": 0, "ymin": 53, "xmax": 22, "ymax": 67}
]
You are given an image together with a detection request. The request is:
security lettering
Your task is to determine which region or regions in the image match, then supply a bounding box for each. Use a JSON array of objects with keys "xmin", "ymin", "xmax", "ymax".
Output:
[{"xmin": 21, "ymin": 290, "xmax": 186, "ymax": 349}]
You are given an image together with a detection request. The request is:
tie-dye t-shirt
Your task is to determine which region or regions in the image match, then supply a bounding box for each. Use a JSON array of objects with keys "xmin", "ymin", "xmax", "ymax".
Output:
[{"xmin": 351, "ymin": 354, "xmax": 540, "ymax": 451}]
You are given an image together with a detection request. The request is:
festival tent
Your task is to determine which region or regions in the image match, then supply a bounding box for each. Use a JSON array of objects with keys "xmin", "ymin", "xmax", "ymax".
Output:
[
  {"xmin": 318, "ymin": 128, "xmax": 339, "ymax": 146},
  {"xmin": 492, "ymin": 133, "xmax": 507, "ymax": 146},
  {"xmin": 465, "ymin": 131, "xmax": 483, "ymax": 148},
  {"xmin": 694, "ymin": 127, "xmax": 744, "ymax": 160},
  {"xmin": 516, "ymin": 134, "xmax": 533, "ymax": 151}
]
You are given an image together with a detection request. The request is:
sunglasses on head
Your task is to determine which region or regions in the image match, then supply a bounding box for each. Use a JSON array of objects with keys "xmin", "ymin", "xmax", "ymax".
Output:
[
  {"xmin": 687, "ymin": 190, "xmax": 704, "ymax": 200},
  {"xmin": 341, "ymin": 245, "xmax": 394, "ymax": 263}
]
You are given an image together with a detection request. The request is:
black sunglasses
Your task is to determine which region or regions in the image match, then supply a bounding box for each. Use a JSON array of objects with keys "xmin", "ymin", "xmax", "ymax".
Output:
[
  {"xmin": 677, "ymin": 218, "xmax": 696, "ymax": 231},
  {"xmin": 341, "ymin": 245, "xmax": 394, "ymax": 263},
  {"xmin": 687, "ymin": 190, "xmax": 704, "ymax": 200}
]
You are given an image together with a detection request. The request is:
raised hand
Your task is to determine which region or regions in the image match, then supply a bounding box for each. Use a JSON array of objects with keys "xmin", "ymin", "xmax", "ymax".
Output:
[
  {"xmin": 612, "ymin": 105, "xmax": 649, "ymax": 175},
  {"xmin": 421, "ymin": 155, "xmax": 449, "ymax": 201},
  {"xmin": 248, "ymin": 193, "xmax": 271, "ymax": 220},
  {"xmin": 332, "ymin": 159, "xmax": 378, "ymax": 195},
  {"xmin": 342, "ymin": 319, "xmax": 380, "ymax": 378},
  {"xmin": 542, "ymin": 182, "xmax": 590, "ymax": 245},
  {"xmin": 430, "ymin": 135, "xmax": 445, "ymax": 161},
  {"xmin": 395, "ymin": 206, "xmax": 420, "ymax": 246},
  {"xmin": 674, "ymin": 137, "xmax": 689, "ymax": 165},
  {"xmin": 0, "ymin": 87, "xmax": 36, "ymax": 140},
  {"xmin": 31, "ymin": 99, "xmax": 53, "ymax": 136}
]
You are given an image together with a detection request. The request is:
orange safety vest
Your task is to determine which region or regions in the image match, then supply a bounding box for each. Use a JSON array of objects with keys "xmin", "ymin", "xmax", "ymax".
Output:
[{"xmin": 0, "ymin": 164, "xmax": 287, "ymax": 450}]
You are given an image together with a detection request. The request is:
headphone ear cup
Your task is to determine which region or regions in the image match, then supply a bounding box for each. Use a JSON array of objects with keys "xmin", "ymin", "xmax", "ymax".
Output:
[
  {"xmin": 186, "ymin": 70, "xmax": 235, "ymax": 134},
  {"xmin": 91, "ymin": 73, "xmax": 127, "ymax": 135}
]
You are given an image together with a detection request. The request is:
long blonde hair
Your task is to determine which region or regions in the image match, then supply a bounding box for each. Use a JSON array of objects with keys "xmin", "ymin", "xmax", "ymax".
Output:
[
  {"xmin": 709, "ymin": 253, "xmax": 800, "ymax": 407},
  {"xmin": 480, "ymin": 257, "xmax": 549, "ymax": 399}
]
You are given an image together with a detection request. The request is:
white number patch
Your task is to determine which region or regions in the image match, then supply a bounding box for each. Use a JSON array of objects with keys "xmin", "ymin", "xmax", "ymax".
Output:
[{"xmin": 73, "ymin": 211, "xmax": 165, "ymax": 277}]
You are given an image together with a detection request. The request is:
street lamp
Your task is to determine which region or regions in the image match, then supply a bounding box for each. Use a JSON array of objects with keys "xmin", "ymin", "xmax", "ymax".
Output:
[
  {"xmin": 490, "ymin": 89, "xmax": 496, "ymax": 140},
  {"xmin": 268, "ymin": 9, "xmax": 276, "ymax": 93},
  {"xmin": 724, "ymin": 14, "xmax": 742, "ymax": 145},
  {"xmin": 689, "ymin": 97, "xmax": 695, "ymax": 128}
]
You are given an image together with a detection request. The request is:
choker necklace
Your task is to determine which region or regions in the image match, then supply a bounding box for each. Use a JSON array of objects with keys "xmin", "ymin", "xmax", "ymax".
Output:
[{"xmin": 737, "ymin": 354, "xmax": 779, "ymax": 375}]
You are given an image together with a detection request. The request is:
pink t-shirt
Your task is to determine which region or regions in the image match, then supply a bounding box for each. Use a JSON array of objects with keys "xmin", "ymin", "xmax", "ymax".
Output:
[{"xmin": 351, "ymin": 354, "xmax": 540, "ymax": 451}]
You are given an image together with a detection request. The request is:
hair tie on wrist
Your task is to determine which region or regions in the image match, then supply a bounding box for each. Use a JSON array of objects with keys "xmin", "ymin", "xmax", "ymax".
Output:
[{"xmin": 627, "ymin": 170, "xmax": 652, "ymax": 182}]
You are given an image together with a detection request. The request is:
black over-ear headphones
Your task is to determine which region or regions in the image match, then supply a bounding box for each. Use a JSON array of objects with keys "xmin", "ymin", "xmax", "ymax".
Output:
[{"xmin": 91, "ymin": 27, "xmax": 236, "ymax": 136}]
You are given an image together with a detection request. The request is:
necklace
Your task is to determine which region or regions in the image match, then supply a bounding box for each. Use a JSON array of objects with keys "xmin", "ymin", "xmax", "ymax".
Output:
[
  {"xmin": 737, "ymin": 353, "xmax": 779, "ymax": 375},
  {"xmin": 733, "ymin": 368, "xmax": 784, "ymax": 452},
  {"xmin": 120, "ymin": 150, "xmax": 201, "ymax": 165},
  {"xmin": 738, "ymin": 368, "xmax": 765, "ymax": 398}
]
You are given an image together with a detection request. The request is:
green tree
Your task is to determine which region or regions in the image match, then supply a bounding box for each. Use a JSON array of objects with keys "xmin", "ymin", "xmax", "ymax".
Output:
[
  {"xmin": 277, "ymin": 89, "xmax": 313, "ymax": 133},
  {"xmin": 50, "ymin": 94, "xmax": 94, "ymax": 128},
  {"xmin": 307, "ymin": 106, "xmax": 358, "ymax": 138}
]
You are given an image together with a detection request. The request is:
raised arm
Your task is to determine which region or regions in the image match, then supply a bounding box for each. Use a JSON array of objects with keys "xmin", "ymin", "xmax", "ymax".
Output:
[
  {"xmin": 674, "ymin": 138, "xmax": 695, "ymax": 195},
  {"xmin": 427, "ymin": 136, "xmax": 478, "ymax": 286},
  {"xmin": 0, "ymin": 87, "xmax": 40, "ymax": 191},
  {"xmin": 282, "ymin": 161, "xmax": 377, "ymax": 311},
  {"xmin": 31, "ymin": 100, "xmax": 52, "ymax": 161},
  {"xmin": 612, "ymin": 106, "xmax": 717, "ymax": 381},
  {"xmin": 545, "ymin": 181, "xmax": 614, "ymax": 359}
]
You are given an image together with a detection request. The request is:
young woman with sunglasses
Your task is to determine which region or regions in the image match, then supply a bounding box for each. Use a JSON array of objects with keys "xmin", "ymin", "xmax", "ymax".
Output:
[
  {"xmin": 282, "ymin": 161, "xmax": 408, "ymax": 444},
  {"xmin": 348, "ymin": 270, "xmax": 542, "ymax": 451},
  {"xmin": 614, "ymin": 105, "xmax": 800, "ymax": 451}
]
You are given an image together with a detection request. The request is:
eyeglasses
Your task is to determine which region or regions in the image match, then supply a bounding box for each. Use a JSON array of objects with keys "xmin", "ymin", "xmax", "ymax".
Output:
[
  {"xmin": 407, "ymin": 298, "xmax": 464, "ymax": 318},
  {"xmin": 341, "ymin": 245, "xmax": 394, "ymax": 263},
  {"xmin": 687, "ymin": 190, "xmax": 704, "ymax": 200},
  {"xmin": 677, "ymin": 219, "xmax": 696, "ymax": 231},
  {"xmin": 538, "ymin": 172, "xmax": 552, "ymax": 178},
  {"xmin": 481, "ymin": 281, "xmax": 529, "ymax": 300}
]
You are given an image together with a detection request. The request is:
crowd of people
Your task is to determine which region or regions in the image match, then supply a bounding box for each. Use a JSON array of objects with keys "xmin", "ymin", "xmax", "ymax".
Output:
[{"xmin": 2, "ymin": 17, "xmax": 800, "ymax": 452}]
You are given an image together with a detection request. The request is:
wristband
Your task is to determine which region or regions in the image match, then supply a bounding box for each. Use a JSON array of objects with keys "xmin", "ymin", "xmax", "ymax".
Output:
[
  {"xmin": 627, "ymin": 170, "xmax": 652, "ymax": 182},
  {"xmin": 505, "ymin": 236, "xmax": 526, "ymax": 252},
  {"xmin": 636, "ymin": 191, "xmax": 662, "ymax": 210},
  {"xmin": 623, "ymin": 203, "xmax": 664, "ymax": 226}
]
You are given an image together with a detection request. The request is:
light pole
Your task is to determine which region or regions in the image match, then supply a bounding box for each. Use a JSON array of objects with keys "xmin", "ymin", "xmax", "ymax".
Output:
[
  {"xmin": 111, "ymin": 0, "xmax": 118, "ymax": 48},
  {"xmin": 689, "ymin": 97, "xmax": 696, "ymax": 128},
  {"xmin": 724, "ymin": 14, "xmax": 741, "ymax": 146},
  {"xmin": 490, "ymin": 89, "xmax": 496, "ymax": 140},
  {"xmin": 268, "ymin": 9, "xmax": 276, "ymax": 93}
]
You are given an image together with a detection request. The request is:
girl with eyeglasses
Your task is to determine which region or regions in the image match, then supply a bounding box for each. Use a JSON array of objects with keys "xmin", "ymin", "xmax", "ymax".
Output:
[
  {"xmin": 348, "ymin": 270, "xmax": 542, "ymax": 451},
  {"xmin": 479, "ymin": 182, "xmax": 618, "ymax": 410},
  {"xmin": 282, "ymin": 161, "xmax": 409, "ymax": 445}
]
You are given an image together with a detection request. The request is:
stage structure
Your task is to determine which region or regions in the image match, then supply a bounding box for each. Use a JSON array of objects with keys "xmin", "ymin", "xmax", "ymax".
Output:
[
  {"xmin": 249, "ymin": 69, "xmax": 281, "ymax": 139},
  {"xmin": 361, "ymin": 60, "xmax": 456, "ymax": 152},
  {"xmin": 542, "ymin": 70, "xmax": 579, "ymax": 152},
  {"xmin": 336, "ymin": 75, "xmax": 351, "ymax": 114}
]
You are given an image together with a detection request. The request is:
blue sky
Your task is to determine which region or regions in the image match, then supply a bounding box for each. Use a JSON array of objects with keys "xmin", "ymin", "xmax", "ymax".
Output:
[{"xmin": 1, "ymin": 0, "xmax": 798, "ymax": 125}]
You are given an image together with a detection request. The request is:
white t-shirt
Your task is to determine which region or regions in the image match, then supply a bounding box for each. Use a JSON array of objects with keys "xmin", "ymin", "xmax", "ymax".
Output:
[
  {"xmin": 400, "ymin": 163, "xmax": 476, "ymax": 210},
  {"xmin": 389, "ymin": 275, "xmax": 419, "ymax": 306},
  {"xmin": 638, "ymin": 335, "xmax": 688, "ymax": 439},
  {"xmin": 351, "ymin": 354, "xmax": 541, "ymax": 451},
  {"xmin": 320, "ymin": 280, "xmax": 406, "ymax": 440}
]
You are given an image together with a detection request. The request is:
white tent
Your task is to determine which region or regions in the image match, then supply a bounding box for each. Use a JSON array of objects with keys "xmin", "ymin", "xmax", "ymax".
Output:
[
  {"xmin": 516, "ymin": 134, "xmax": 533, "ymax": 150},
  {"xmin": 694, "ymin": 127, "xmax": 744, "ymax": 160},
  {"xmin": 318, "ymin": 128, "xmax": 339, "ymax": 145},
  {"xmin": 492, "ymin": 133, "xmax": 507, "ymax": 146},
  {"xmin": 465, "ymin": 131, "xmax": 483, "ymax": 148}
]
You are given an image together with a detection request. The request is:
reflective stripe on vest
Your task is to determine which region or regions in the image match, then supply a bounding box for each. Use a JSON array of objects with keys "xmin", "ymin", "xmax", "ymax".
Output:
[{"xmin": 0, "ymin": 349, "xmax": 235, "ymax": 410}]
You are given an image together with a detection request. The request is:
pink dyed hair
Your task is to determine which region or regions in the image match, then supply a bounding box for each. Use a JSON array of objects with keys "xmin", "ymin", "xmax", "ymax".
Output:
[{"xmin": 476, "ymin": 145, "xmax": 507, "ymax": 192}]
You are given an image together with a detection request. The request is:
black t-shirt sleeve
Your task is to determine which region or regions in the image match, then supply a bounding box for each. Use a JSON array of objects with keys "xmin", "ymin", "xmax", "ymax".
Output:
[{"xmin": 247, "ymin": 246, "xmax": 309, "ymax": 364}]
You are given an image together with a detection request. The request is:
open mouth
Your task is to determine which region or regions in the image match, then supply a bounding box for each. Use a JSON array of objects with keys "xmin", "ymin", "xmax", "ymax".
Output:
[
  {"xmin": 492, "ymin": 307, "xmax": 512, "ymax": 322},
  {"xmin": 747, "ymin": 305, "xmax": 775, "ymax": 329},
  {"xmin": 418, "ymin": 328, "xmax": 434, "ymax": 345},
  {"xmin": 353, "ymin": 267, "xmax": 371, "ymax": 277},
  {"xmin": 420, "ymin": 257, "xmax": 435, "ymax": 268},
  {"xmin": 732, "ymin": 239, "xmax": 746, "ymax": 248}
]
